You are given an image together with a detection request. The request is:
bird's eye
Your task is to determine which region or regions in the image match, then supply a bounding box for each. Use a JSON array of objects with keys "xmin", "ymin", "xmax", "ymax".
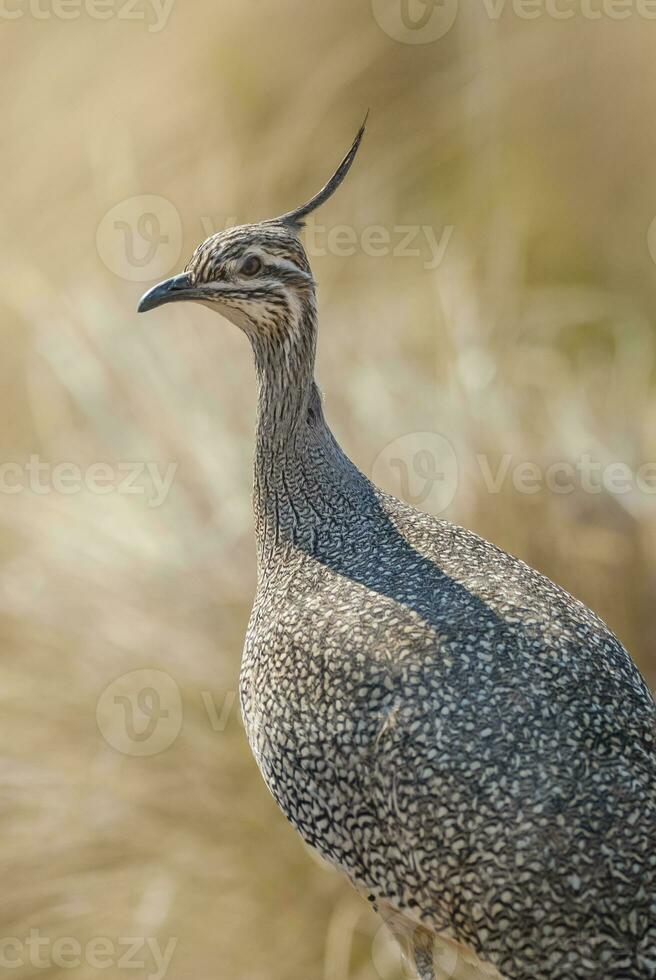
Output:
[{"xmin": 240, "ymin": 255, "xmax": 262, "ymax": 277}]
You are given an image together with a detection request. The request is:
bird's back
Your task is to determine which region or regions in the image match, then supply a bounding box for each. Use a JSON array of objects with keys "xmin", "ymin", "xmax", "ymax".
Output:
[{"xmin": 241, "ymin": 483, "xmax": 656, "ymax": 980}]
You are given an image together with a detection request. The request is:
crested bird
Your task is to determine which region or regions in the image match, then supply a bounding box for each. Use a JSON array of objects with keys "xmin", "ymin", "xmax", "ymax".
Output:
[{"xmin": 138, "ymin": 121, "xmax": 656, "ymax": 980}]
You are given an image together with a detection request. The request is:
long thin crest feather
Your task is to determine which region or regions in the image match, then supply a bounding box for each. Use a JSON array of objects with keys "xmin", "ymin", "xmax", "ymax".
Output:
[{"xmin": 271, "ymin": 113, "xmax": 368, "ymax": 230}]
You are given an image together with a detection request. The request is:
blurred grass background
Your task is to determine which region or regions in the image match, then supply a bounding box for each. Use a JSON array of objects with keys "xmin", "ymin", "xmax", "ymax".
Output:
[{"xmin": 1, "ymin": 1, "xmax": 656, "ymax": 977}]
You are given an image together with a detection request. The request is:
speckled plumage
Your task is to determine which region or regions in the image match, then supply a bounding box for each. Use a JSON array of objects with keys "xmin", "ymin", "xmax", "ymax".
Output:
[{"xmin": 139, "ymin": 124, "xmax": 656, "ymax": 980}]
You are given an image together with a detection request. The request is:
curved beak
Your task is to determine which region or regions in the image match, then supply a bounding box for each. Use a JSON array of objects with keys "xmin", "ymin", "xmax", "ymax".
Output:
[{"xmin": 137, "ymin": 273, "xmax": 194, "ymax": 313}]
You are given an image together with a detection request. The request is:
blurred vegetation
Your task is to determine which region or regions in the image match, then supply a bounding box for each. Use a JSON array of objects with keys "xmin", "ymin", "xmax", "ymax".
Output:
[{"xmin": 0, "ymin": 2, "xmax": 655, "ymax": 978}]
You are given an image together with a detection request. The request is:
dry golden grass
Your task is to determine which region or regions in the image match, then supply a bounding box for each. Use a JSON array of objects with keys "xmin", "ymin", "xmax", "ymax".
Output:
[{"xmin": 0, "ymin": 3, "xmax": 655, "ymax": 978}]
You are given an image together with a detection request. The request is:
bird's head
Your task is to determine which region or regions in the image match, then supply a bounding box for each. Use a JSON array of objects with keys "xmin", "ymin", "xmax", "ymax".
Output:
[{"xmin": 137, "ymin": 117, "xmax": 367, "ymax": 344}]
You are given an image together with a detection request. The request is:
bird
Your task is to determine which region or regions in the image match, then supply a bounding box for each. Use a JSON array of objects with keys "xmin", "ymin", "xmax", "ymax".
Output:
[{"xmin": 138, "ymin": 120, "xmax": 656, "ymax": 980}]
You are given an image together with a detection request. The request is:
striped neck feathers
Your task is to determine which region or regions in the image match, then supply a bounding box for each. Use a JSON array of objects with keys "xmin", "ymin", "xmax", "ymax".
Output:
[{"xmin": 250, "ymin": 296, "xmax": 371, "ymax": 564}]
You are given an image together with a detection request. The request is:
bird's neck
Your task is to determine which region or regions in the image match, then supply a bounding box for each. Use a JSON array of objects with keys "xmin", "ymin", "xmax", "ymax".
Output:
[
  {"xmin": 250, "ymin": 302, "xmax": 372, "ymax": 572},
  {"xmin": 251, "ymin": 300, "xmax": 318, "ymax": 456}
]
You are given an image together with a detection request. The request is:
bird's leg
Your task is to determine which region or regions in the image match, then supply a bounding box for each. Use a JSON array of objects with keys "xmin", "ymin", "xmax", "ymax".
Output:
[{"xmin": 414, "ymin": 946, "xmax": 436, "ymax": 980}]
